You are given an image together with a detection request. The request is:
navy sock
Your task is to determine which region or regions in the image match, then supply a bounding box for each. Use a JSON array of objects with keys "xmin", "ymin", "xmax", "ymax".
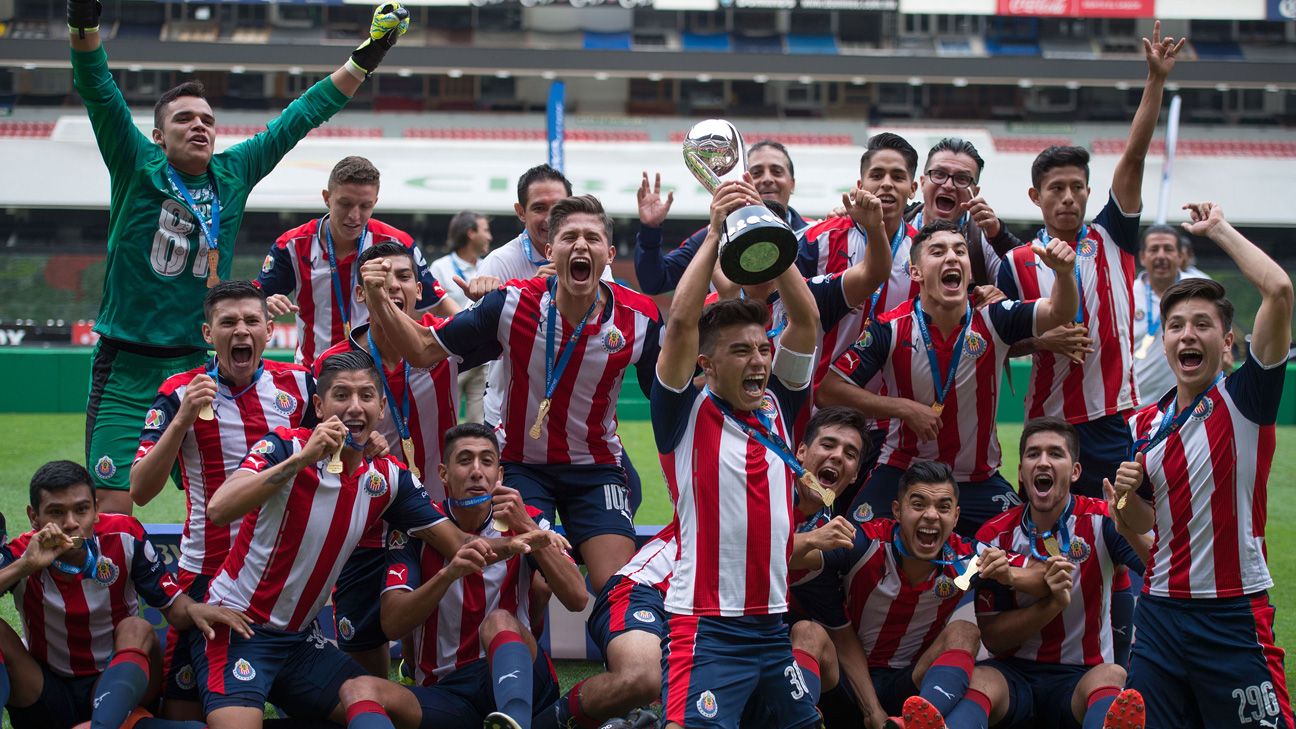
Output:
[
  {"xmin": 1111, "ymin": 583, "xmax": 1134, "ymax": 668},
  {"xmin": 91, "ymin": 647, "xmax": 151, "ymax": 729},
  {"xmin": 0, "ymin": 648, "xmax": 9, "ymax": 709},
  {"xmin": 944, "ymin": 688, "xmax": 991, "ymax": 729},
  {"xmin": 347, "ymin": 700, "xmax": 395, "ymax": 729},
  {"xmin": 1081, "ymin": 687, "xmax": 1121, "ymax": 729},
  {"xmin": 792, "ymin": 649, "xmax": 822, "ymax": 705},
  {"xmin": 489, "ymin": 631, "xmax": 534, "ymax": 729},
  {"xmin": 134, "ymin": 720, "xmax": 208, "ymax": 728},
  {"xmin": 918, "ymin": 648, "xmax": 974, "ymax": 715}
]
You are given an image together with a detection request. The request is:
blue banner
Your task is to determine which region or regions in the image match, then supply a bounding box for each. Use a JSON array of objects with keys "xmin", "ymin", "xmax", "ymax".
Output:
[
  {"xmin": 1270, "ymin": 0, "xmax": 1296, "ymax": 20},
  {"xmin": 547, "ymin": 80, "xmax": 565, "ymax": 173}
]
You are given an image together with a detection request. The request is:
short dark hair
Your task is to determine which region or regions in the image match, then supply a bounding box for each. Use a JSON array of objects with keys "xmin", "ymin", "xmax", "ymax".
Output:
[
  {"xmin": 748, "ymin": 140, "xmax": 795, "ymax": 179},
  {"xmin": 442, "ymin": 422, "xmax": 500, "ymax": 463},
  {"xmin": 448, "ymin": 211, "xmax": 485, "ymax": 252},
  {"xmin": 517, "ymin": 164, "xmax": 572, "ymax": 206},
  {"xmin": 1161, "ymin": 278, "xmax": 1234, "ymax": 332},
  {"xmin": 1031, "ymin": 146, "xmax": 1090, "ymax": 189},
  {"xmin": 154, "ymin": 80, "xmax": 207, "ymax": 130},
  {"xmin": 203, "ymin": 280, "xmax": 266, "ymax": 321},
  {"xmin": 316, "ymin": 349, "xmax": 382, "ymax": 392},
  {"xmin": 329, "ymin": 156, "xmax": 381, "ymax": 189},
  {"xmin": 861, "ymin": 132, "xmax": 919, "ymax": 178},
  {"xmin": 30, "ymin": 460, "xmax": 94, "ymax": 510},
  {"xmin": 357, "ymin": 240, "xmax": 415, "ymax": 270},
  {"xmin": 925, "ymin": 137, "xmax": 985, "ymax": 178},
  {"xmin": 897, "ymin": 460, "xmax": 958, "ymax": 500},
  {"xmin": 910, "ymin": 219, "xmax": 964, "ymax": 261},
  {"xmin": 1019, "ymin": 416, "xmax": 1080, "ymax": 461},
  {"xmin": 802, "ymin": 406, "xmax": 869, "ymax": 449},
  {"xmin": 1140, "ymin": 224, "xmax": 1186, "ymax": 252},
  {"xmin": 698, "ymin": 298, "xmax": 769, "ymax": 356},
  {"xmin": 547, "ymin": 194, "xmax": 613, "ymax": 245}
]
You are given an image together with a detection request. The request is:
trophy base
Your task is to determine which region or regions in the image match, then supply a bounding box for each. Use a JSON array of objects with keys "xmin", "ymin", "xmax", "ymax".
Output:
[{"xmin": 718, "ymin": 205, "xmax": 800, "ymax": 286}]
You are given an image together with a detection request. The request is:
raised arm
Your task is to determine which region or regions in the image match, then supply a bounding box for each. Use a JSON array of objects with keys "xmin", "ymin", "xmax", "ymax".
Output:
[
  {"xmin": 130, "ymin": 380, "xmax": 216, "ymax": 506},
  {"xmin": 208, "ymin": 420, "xmax": 345, "ymax": 526},
  {"xmin": 774, "ymin": 249, "xmax": 821, "ymax": 359},
  {"xmin": 361, "ymin": 258, "xmax": 450, "ymax": 369},
  {"xmin": 1111, "ymin": 20, "xmax": 1185, "ymax": 214},
  {"xmin": 839, "ymin": 187, "xmax": 892, "ymax": 309}
]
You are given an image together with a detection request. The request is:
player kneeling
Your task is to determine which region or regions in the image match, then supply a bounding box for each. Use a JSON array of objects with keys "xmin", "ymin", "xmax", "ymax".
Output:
[{"xmin": 0, "ymin": 461, "xmax": 247, "ymax": 729}]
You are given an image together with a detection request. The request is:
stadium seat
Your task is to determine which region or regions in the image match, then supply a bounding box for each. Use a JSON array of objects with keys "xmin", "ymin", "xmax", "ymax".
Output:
[
  {"xmin": 786, "ymin": 34, "xmax": 838, "ymax": 55},
  {"xmin": 0, "ymin": 121, "xmax": 55, "ymax": 138},
  {"xmin": 583, "ymin": 31, "xmax": 633, "ymax": 51},
  {"xmin": 681, "ymin": 31, "xmax": 731, "ymax": 53}
]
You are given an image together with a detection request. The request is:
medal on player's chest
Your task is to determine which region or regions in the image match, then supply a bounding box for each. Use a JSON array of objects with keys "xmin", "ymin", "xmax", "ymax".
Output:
[
  {"xmin": 401, "ymin": 437, "xmax": 420, "ymax": 480},
  {"xmin": 931, "ymin": 402, "xmax": 944, "ymax": 416},
  {"xmin": 530, "ymin": 398, "xmax": 551, "ymax": 440},
  {"xmin": 953, "ymin": 553, "xmax": 981, "ymax": 591},
  {"xmin": 533, "ymin": 281, "xmax": 601, "ymax": 440},
  {"xmin": 326, "ymin": 442, "xmax": 345, "ymax": 474},
  {"xmin": 206, "ymin": 249, "xmax": 220, "ymax": 289},
  {"xmin": 914, "ymin": 298, "xmax": 970, "ymax": 422},
  {"xmin": 1135, "ymin": 334, "xmax": 1156, "ymax": 360},
  {"xmin": 1042, "ymin": 536, "xmax": 1062, "ymax": 558},
  {"xmin": 799, "ymin": 471, "xmax": 834, "ymax": 507}
]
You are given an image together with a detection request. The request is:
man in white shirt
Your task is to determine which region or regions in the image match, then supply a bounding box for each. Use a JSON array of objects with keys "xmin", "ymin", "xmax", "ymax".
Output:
[
  {"xmin": 1133, "ymin": 225, "xmax": 1206, "ymax": 402},
  {"xmin": 431, "ymin": 210, "xmax": 493, "ymax": 422}
]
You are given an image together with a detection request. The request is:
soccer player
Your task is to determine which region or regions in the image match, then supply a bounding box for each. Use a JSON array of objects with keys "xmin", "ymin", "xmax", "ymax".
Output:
[
  {"xmin": 794, "ymin": 460, "xmax": 1046, "ymax": 729},
  {"xmin": 819, "ymin": 219, "xmax": 1079, "ymax": 535},
  {"xmin": 973, "ymin": 417, "xmax": 1147, "ymax": 729},
  {"xmin": 560, "ymin": 406, "xmax": 867, "ymax": 729},
  {"xmin": 69, "ymin": 0, "xmax": 411, "ymax": 515},
  {"xmin": 1132, "ymin": 225, "xmax": 1196, "ymax": 403},
  {"xmin": 1110, "ymin": 201, "xmax": 1293, "ymax": 729},
  {"xmin": 650, "ymin": 176, "xmax": 823, "ymax": 729},
  {"xmin": 129, "ymin": 280, "xmax": 314, "ymax": 718},
  {"xmin": 191, "ymin": 351, "xmax": 555, "ymax": 728},
  {"xmin": 315, "ymin": 241, "xmax": 468, "ymax": 676},
  {"xmin": 259, "ymin": 155, "xmax": 456, "ymax": 368},
  {"xmin": 363, "ymin": 194, "xmax": 662, "ymax": 594},
  {"xmin": 0, "ymin": 460, "xmax": 250, "ymax": 729},
  {"xmin": 996, "ymin": 22, "xmax": 1185, "ymax": 498},
  {"xmin": 377, "ymin": 423, "xmax": 587, "ymax": 729},
  {"xmin": 634, "ymin": 140, "xmax": 811, "ymax": 295},
  {"xmin": 430, "ymin": 211, "xmax": 494, "ymax": 423}
]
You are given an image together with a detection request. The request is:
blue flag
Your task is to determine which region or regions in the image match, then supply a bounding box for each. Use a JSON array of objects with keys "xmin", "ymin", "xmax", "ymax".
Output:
[{"xmin": 547, "ymin": 80, "xmax": 566, "ymax": 173}]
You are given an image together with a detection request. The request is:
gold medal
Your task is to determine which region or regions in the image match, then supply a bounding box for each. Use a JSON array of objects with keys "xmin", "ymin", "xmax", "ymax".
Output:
[
  {"xmin": 799, "ymin": 471, "xmax": 834, "ymax": 507},
  {"xmin": 1116, "ymin": 493, "xmax": 1129, "ymax": 509},
  {"xmin": 206, "ymin": 249, "xmax": 220, "ymax": 288},
  {"xmin": 343, "ymin": 322, "xmax": 352, "ymax": 339},
  {"xmin": 69, "ymin": 535, "xmax": 85, "ymax": 549},
  {"xmin": 492, "ymin": 517, "xmax": 509, "ymax": 533},
  {"xmin": 1135, "ymin": 334, "xmax": 1156, "ymax": 360},
  {"xmin": 326, "ymin": 442, "xmax": 345, "ymax": 474},
  {"xmin": 198, "ymin": 403, "xmax": 214, "ymax": 420},
  {"xmin": 401, "ymin": 437, "xmax": 420, "ymax": 480},
  {"xmin": 529, "ymin": 398, "xmax": 551, "ymax": 440},
  {"xmin": 1042, "ymin": 536, "xmax": 1061, "ymax": 558},
  {"xmin": 932, "ymin": 402, "xmax": 945, "ymax": 416},
  {"xmin": 953, "ymin": 553, "xmax": 981, "ymax": 591}
]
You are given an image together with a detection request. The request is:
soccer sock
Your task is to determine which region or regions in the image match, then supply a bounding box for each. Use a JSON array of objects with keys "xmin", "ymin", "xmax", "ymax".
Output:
[
  {"xmin": 0, "ymin": 648, "xmax": 10, "ymax": 708},
  {"xmin": 792, "ymin": 648, "xmax": 823, "ymax": 705},
  {"xmin": 134, "ymin": 720, "xmax": 208, "ymax": 728},
  {"xmin": 346, "ymin": 700, "xmax": 395, "ymax": 729},
  {"xmin": 1081, "ymin": 686, "xmax": 1121, "ymax": 729},
  {"xmin": 545, "ymin": 679, "xmax": 599, "ymax": 729},
  {"xmin": 918, "ymin": 648, "xmax": 974, "ymax": 715},
  {"xmin": 489, "ymin": 631, "xmax": 534, "ymax": 729},
  {"xmin": 944, "ymin": 687, "xmax": 991, "ymax": 729},
  {"xmin": 91, "ymin": 646, "xmax": 151, "ymax": 729},
  {"xmin": 1110, "ymin": 584, "xmax": 1134, "ymax": 668}
]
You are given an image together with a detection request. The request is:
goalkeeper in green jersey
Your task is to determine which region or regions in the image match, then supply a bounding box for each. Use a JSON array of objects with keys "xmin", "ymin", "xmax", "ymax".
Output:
[{"xmin": 69, "ymin": 0, "xmax": 412, "ymax": 515}]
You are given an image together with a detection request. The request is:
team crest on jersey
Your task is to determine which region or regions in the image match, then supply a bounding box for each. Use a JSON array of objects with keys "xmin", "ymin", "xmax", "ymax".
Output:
[
  {"xmin": 697, "ymin": 690, "xmax": 719, "ymax": 719},
  {"xmin": 338, "ymin": 617, "xmax": 355, "ymax": 641},
  {"xmin": 387, "ymin": 529, "xmax": 408, "ymax": 550},
  {"xmin": 963, "ymin": 331, "xmax": 987, "ymax": 359},
  {"xmin": 603, "ymin": 326, "xmax": 627, "ymax": 354},
  {"xmin": 932, "ymin": 575, "xmax": 958, "ymax": 599},
  {"xmin": 1191, "ymin": 397, "xmax": 1214, "ymax": 421},
  {"xmin": 94, "ymin": 456, "xmax": 116, "ymax": 480},
  {"xmin": 272, "ymin": 390, "xmax": 297, "ymax": 416},
  {"xmin": 758, "ymin": 396, "xmax": 777, "ymax": 419},
  {"xmin": 250, "ymin": 439, "xmax": 275, "ymax": 456},
  {"xmin": 93, "ymin": 556, "xmax": 119, "ymax": 587},
  {"xmin": 855, "ymin": 330, "xmax": 873, "ymax": 349},
  {"xmin": 144, "ymin": 409, "xmax": 165, "ymax": 430},
  {"xmin": 261, "ymin": 254, "xmax": 274, "ymax": 273},
  {"xmin": 1067, "ymin": 537, "xmax": 1092, "ymax": 563},
  {"xmin": 1076, "ymin": 238, "xmax": 1097, "ymax": 258},
  {"xmin": 633, "ymin": 609, "xmax": 656, "ymax": 624},
  {"xmin": 364, "ymin": 470, "xmax": 389, "ymax": 497},
  {"xmin": 853, "ymin": 502, "xmax": 874, "ymax": 523},
  {"xmin": 175, "ymin": 664, "xmax": 196, "ymax": 690},
  {"xmin": 233, "ymin": 659, "xmax": 257, "ymax": 682}
]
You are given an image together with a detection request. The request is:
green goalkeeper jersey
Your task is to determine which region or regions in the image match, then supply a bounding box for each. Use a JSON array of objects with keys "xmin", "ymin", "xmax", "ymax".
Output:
[{"xmin": 72, "ymin": 46, "xmax": 350, "ymax": 349}]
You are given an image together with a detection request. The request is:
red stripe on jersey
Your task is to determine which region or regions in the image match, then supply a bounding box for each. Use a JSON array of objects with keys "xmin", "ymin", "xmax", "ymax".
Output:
[
  {"xmin": 243, "ymin": 469, "xmax": 319, "ymax": 624},
  {"xmin": 297, "ymin": 245, "xmax": 319, "ymax": 366},
  {"xmin": 285, "ymin": 475, "xmax": 364, "ymax": 630},
  {"xmin": 1160, "ymin": 433, "xmax": 1194, "ymax": 597},
  {"xmin": 501, "ymin": 289, "xmax": 545, "ymax": 464},
  {"xmin": 1206, "ymin": 405, "xmax": 1241, "ymax": 591},
  {"xmin": 102, "ymin": 537, "xmax": 131, "ymax": 635},
  {"xmin": 54, "ymin": 575, "xmax": 96, "ymax": 676},
  {"xmin": 543, "ymin": 329, "xmax": 592, "ymax": 464},
  {"xmin": 22, "ymin": 572, "xmax": 47, "ymax": 669},
  {"xmin": 690, "ymin": 409, "xmax": 724, "ymax": 615},
  {"xmin": 891, "ymin": 316, "xmax": 919, "ymax": 460},
  {"xmin": 868, "ymin": 586, "xmax": 920, "ymax": 667},
  {"xmin": 457, "ymin": 563, "xmax": 488, "ymax": 667},
  {"xmin": 189, "ymin": 414, "xmax": 229, "ymax": 575},
  {"xmin": 664, "ymin": 615, "xmax": 700, "ymax": 726},
  {"xmin": 743, "ymin": 437, "xmax": 774, "ymax": 613}
]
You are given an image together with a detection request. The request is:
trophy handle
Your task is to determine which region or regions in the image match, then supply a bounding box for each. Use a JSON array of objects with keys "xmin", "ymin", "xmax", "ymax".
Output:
[{"xmin": 683, "ymin": 149, "xmax": 722, "ymax": 196}]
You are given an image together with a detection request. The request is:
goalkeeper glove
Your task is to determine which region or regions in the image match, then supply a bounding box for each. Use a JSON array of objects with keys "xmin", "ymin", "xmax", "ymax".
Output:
[
  {"xmin": 347, "ymin": 3, "xmax": 411, "ymax": 78},
  {"xmin": 68, "ymin": 0, "xmax": 102, "ymax": 38}
]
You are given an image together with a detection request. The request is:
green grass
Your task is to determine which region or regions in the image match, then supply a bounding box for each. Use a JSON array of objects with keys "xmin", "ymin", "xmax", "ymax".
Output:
[{"xmin": 1, "ymin": 415, "xmax": 1293, "ymax": 724}]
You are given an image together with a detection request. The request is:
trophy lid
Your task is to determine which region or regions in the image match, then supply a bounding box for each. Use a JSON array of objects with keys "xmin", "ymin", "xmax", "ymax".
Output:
[{"xmin": 683, "ymin": 119, "xmax": 745, "ymax": 179}]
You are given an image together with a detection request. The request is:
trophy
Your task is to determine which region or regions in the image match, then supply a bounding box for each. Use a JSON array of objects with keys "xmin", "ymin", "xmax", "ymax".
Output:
[{"xmin": 683, "ymin": 119, "xmax": 799, "ymax": 285}]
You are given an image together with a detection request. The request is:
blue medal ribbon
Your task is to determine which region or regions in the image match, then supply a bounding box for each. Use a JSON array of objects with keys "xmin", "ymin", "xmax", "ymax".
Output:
[
  {"xmin": 703, "ymin": 387, "xmax": 808, "ymax": 481},
  {"xmin": 367, "ymin": 331, "xmax": 412, "ymax": 443},
  {"xmin": 541, "ymin": 277, "xmax": 601, "ymax": 403},
  {"xmin": 913, "ymin": 298, "xmax": 973, "ymax": 412},
  {"xmin": 520, "ymin": 231, "xmax": 549, "ymax": 267},
  {"xmin": 865, "ymin": 224, "xmax": 909, "ymax": 324},
  {"xmin": 323, "ymin": 216, "xmax": 370, "ymax": 336},
  {"xmin": 891, "ymin": 524, "xmax": 975, "ymax": 571},
  {"xmin": 52, "ymin": 537, "xmax": 98, "ymax": 578},
  {"xmin": 449, "ymin": 253, "xmax": 467, "ymax": 282},
  {"xmin": 1144, "ymin": 274, "xmax": 1179, "ymax": 338},
  {"xmin": 165, "ymin": 165, "xmax": 220, "ymax": 254},
  {"xmin": 1129, "ymin": 373, "xmax": 1224, "ymax": 460},
  {"xmin": 1037, "ymin": 225, "xmax": 1088, "ymax": 325},
  {"xmin": 1022, "ymin": 496, "xmax": 1073, "ymax": 561},
  {"xmin": 448, "ymin": 493, "xmax": 492, "ymax": 508},
  {"xmin": 206, "ymin": 356, "xmax": 265, "ymax": 405}
]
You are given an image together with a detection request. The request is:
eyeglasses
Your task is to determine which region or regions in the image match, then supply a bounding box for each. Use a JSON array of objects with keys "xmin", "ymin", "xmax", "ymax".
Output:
[{"xmin": 925, "ymin": 169, "xmax": 976, "ymax": 189}]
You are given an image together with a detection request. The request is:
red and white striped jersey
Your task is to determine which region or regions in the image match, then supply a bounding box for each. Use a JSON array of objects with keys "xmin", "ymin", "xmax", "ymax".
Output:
[
  {"xmin": 207, "ymin": 426, "xmax": 446, "ymax": 631},
  {"xmin": 616, "ymin": 523, "xmax": 677, "ymax": 594},
  {"xmin": 997, "ymin": 194, "xmax": 1141, "ymax": 425},
  {"xmin": 975, "ymin": 497, "xmax": 1144, "ymax": 666},
  {"xmin": 433, "ymin": 277, "xmax": 662, "ymax": 466},
  {"xmin": 651, "ymin": 374, "xmax": 810, "ymax": 617},
  {"xmin": 1, "ymin": 515, "xmax": 181, "ymax": 677},
  {"xmin": 1128, "ymin": 352, "xmax": 1284, "ymax": 599},
  {"xmin": 793, "ymin": 518, "xmax": 1024, "ymax": 669},
  {"xmin": 799, "ymin": 217, "xmax": 920, "ymax": 389},
  {"xmin": 831, "ymin": 297, "xmax": 1037, "ymax": 481},
  {"xmin": 383, "ymin": 504, "xmax": 564, "ymax": 685},
  {"xmin": 135, "ymin": 359, "xmax": 315, "ymax": 577},
  {"xmin": 256, "ymin": 216, "xmax": 448, "ymax": 368}
]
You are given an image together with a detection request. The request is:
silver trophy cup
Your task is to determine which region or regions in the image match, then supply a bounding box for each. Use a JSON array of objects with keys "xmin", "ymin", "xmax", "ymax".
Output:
[{"xmin": 683, "ymin": 120, "xmax": 799, "ymax": 285}]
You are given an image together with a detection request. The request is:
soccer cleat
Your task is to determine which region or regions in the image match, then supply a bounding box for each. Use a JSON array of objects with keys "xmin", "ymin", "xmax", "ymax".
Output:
[
  {"xmin": 595, "ymin": 720, "xmax": 631, "ymax": 729},
  {"xmin": 899, "ymin": 696, "xmax": 946, "ymax": 729},
  {"xmin": 624, "ymin": 706, "xmax": 661, "ymax": 729},
  {"xmin": 484, "ymin": 711, "xmax": 524, "ymax": 729},
  {"xmin": 882, "ymin": 718, "xmax": 906, "ymax": 729},
  {"xmin": 397, "ymin": 658, "xmax": 415, "ymax": 686},
  {"xmin": 1102, "ymin": 688, "xmax": 1147, "ymax": 729}
]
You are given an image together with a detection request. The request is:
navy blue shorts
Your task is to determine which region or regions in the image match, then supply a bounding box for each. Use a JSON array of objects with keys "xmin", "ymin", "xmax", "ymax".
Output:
[
  {"xmin": 588, "ymin": 574, "xmax": 667, "ymax": 657},
  {"xmin": 661, "ymin": 614, "xmax": 820, "ymax": 729},
  {"xmin": 503, "ymin": 461, "xmax": 635, "ymax": 545},
  {"xmin": 409, "ymin": 651, "xmax": 559, "ymax": 729},
  {"xmin": 164, "ymin": 568, "xmax": 213, "ymax": 700},
  {"xmin": 1129, "ymin": 592, "xmax": 1292, "ymax": 729},
  {"xmin": 333, "ymin": 545, "xmax": 389, "ymax": 652},
  {"xmin": 848, "ymin": 464, "xmax": 1022, "ymax": 537},
  {"xmin": 190, "ymin": 621, "xmax": 365, "ymax": 717},
  {"xmin": 6, "ymin": 663, "xmax": 97, "ymax": 729},
  {"xmin": 866, "ymin": 663, "xmax": 921, "ymax": 716},
  {"xmin": 981, "ymin": 656, "xmax": 1088, "ymax": 729},
  {"xmin": 1072, "ymin": 413, "xmax": 1133, "ymax": 498}
]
